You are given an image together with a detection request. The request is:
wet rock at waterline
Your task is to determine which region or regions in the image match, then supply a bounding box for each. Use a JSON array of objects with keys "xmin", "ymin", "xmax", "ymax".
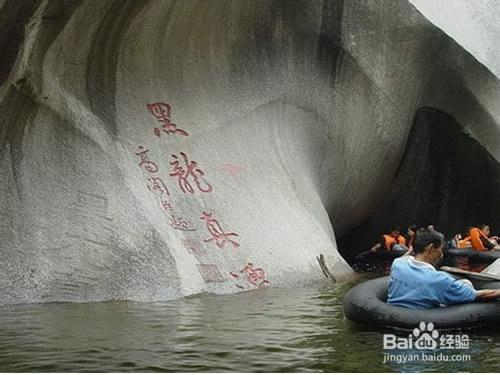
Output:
[{"xmin": 0, "ymin": 1, "xmax": 499, "ymax": 304}]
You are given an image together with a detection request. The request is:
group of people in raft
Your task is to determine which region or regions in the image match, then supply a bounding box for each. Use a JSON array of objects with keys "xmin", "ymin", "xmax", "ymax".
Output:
[
  {"xmin": 369, "ymin": 225, "xmax": 500, "ymax": 309},
  {"xmin": 370, "ymin": 223, "xmax": 500, "ymax": 254}
]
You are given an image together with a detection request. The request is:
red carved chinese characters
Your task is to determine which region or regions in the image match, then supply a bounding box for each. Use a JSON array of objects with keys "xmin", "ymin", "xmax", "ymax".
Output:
[
  {"xmin": 147, "ymin": 176, "xmax": 170, "ymax": 196},
  {"xmin": 169, "ymin": 152, "xmax": 212, "ymax": 194},
  {"xmin": 230, "ymin": 263, "xmax": 270, "ymax": 289},
  {"xmin": 147, "ymin": 102, "xmax": 189, "ymax": 137},
  {"xmin": 170, "ymin": 214, "xmax": 196, "ymax": 231},
  {"xmin": 135, "ymin": 146, "xmax": 158, "ymax": 173},
  {"xmin": 134, "ymin": 145, "xmax": 192, "ymax": 232},
  {"xmin": 200, "ymin": 212, "xmax": 239, "ymax": 249},
  {"xmin": 160, "ymin": 199, "xmax": 174, "ymax": 213},
  {"xmin": 241, "ymin": 263, "xmax": 270, "ymax": 287}
]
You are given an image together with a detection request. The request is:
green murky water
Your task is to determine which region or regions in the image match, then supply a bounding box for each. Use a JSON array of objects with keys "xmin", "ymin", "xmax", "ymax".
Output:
[{"xmin": 0, "ymin": 272, "xmax": 499, "ymax": 372}]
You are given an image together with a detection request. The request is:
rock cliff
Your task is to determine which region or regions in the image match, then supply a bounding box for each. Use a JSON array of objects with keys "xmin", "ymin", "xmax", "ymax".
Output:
[{"xmin": 0, "ymin": 0, "xmax": 498, "ymax": 304}]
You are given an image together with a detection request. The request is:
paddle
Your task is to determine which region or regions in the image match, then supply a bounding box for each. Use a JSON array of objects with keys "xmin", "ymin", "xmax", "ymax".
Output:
[
  {"xmin": 440, "ymin": 266, "xmax": 500, "ymax": 281},
  {"xmin": 355, "ymin": 250, "xmax": 373, "ymax": 259}
]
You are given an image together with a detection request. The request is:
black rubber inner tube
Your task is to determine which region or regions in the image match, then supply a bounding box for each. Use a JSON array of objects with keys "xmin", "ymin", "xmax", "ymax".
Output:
[
  {"xmin": 444, "ymin": 248, "xmax": 500, "ymax": 263},
  {"xmin": 356, "ymin": 247, "xmax": 407, "ymax": 261},
  {"xmin": 343, "ymin": 276, "xmax": 500, "ymax": 331},
  {"xmin": 357, "ymin": 248, "xmax": 500, "ymax": 264}
]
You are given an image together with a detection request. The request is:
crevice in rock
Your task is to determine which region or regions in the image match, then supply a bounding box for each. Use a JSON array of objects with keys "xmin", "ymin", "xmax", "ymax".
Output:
[
  {"xmin": 338, "ymin": 106, "xmax": 500, "ymax": 263},
  {"xmin": 0, "ymin": 0, "xmax": 41, "ymax": 87},
  {"xmin": 0, "ymin": 0, "xmax": 82, "ymax": 200},
  {"xmin": 86, "ymin": 0, "xmax": 149, "ymax": 136},
  {"xmin": 0, "ymin": 87, "xmax": 39, "ymax": 200}
]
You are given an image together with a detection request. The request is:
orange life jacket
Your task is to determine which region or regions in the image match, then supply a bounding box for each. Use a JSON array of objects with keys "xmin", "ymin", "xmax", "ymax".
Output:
[
  {"xmin": 457, "ymin": 236, "xmax": 471, "ymax": 249},
  {"xmin": 469, "ymin": 227, "xmax": 489, "ymax": 251},
  {"xmin": 383, "ymin": 234, "xmax": 406, "ymax": 251}
]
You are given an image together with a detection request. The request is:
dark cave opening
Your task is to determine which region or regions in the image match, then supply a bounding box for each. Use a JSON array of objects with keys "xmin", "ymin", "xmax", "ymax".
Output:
[{"xmin": 338, "ymin": 107, "xmax": 500, "ymax": 264}]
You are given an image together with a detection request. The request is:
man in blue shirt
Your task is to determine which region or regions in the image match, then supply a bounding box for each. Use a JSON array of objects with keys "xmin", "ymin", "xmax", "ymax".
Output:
[{"xmin": 387, "ymin": 229, "xmax": 500, "ymax": 309}]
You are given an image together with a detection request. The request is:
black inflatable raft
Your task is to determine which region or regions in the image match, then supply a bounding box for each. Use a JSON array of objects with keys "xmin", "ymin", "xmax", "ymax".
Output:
[
  {"xmin": 355, "ymin": 247, "xmax": 407, "ymax": 261},
  {"xmin": 343, "ymin": 276, "xmax": 500, "ymax": 330},
  {"xmin": 356, "ymin": 247, "xmax": 500, "ymax": 264},
  {"xmin": 444, "ymin": 248, "xmax": 500, "ymax": 263}
]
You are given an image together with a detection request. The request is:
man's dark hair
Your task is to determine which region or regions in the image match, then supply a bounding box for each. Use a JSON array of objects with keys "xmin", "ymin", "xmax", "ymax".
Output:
[
  {"xmin": 408, "ymin": 224, "xmax": 417, "ymax": 232},
  {"xmin": 413, "ymin": 229, "xmax": 444, "ymax": 254},
  {"xmin": 479, "ymin": 224, "xmax": 489, "ymax": 230}
]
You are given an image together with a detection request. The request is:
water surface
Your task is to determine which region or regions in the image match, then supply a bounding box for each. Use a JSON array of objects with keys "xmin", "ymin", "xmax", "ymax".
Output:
[{"xmin": 0, "ymin": 273, "xmax": 499, "ymax": 372}]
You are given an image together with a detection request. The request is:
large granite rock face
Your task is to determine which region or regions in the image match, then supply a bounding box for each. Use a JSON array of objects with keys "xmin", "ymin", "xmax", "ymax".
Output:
[{"xmin": 0, "ymin": 0, "xmax": 499, "ymax": 304}]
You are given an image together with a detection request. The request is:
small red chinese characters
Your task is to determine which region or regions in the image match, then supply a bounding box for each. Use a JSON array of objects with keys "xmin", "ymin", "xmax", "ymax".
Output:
[
  {"xmin": 147, "ymin": 176, "xmax": 170, "ymax": 196},
  {"xmin": 135, "ymin": 145, "xmax": 192, "ymax": 232},
  {"xmin": 170, "ymin": 214, "xmax": 196, "ymax": 231},
  {"xmin": 136, "ymin": 146, "xmax": 159, "ymax": 173}
]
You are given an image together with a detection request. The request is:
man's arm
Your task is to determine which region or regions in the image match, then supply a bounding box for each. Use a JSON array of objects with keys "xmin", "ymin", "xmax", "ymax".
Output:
[
  {"xmin": 475, "ymin": 289, "xmax": 500, "ymax": 301},
  {"xmin": 371, "ymin": 237, "xmax": 385, "ymax": 252},
  {"xmin": 480, "ymin": 235, "xmax": 496, "ymax": 250}
]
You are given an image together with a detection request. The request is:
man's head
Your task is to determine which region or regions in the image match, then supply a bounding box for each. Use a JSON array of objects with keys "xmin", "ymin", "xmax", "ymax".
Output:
[
  {"xmin": 413, "ymin": 229, "xmax": 444, "ymax": 265},
  {"xmin": 479, "ymin": 224, "xmax": 490, "ymax": 237}
]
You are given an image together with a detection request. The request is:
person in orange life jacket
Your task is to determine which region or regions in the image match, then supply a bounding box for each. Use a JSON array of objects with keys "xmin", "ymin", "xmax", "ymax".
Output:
[
  {"xmin": 451, "ymin": 227, "xmax": 472, "ymax": 249},
  {"xmin": 470, "ymin": 225, "xmax": 500, "ymax": 251},
  {"xmin": 452, "ymin": 233, "xmax": 472, "ymax": 248},
  {"xmin": 370, "ymin": 227, "xmax": 407, "ymax": 252}
]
